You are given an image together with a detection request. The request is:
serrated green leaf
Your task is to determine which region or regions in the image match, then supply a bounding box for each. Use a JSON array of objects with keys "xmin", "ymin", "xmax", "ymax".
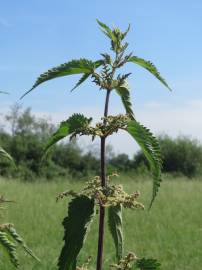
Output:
[
  {"xmin": 128, "ymin": 56, "xmax": 171, "ymax": 91},
  {"xmin": 44, "ymin": 121, "xmax": 70, "ymax": 154},
  {"xmin": 67, "ymin": 113, "xmax": 92, "ymax": 133},
  {"xmin": 96, "ymin": 19, "xmax": 116, "ymax": 42},
  {"xmin": 0, "ymin": 231, "xmax": 19, "ymax": 268},
  {"xmin": 122, "ymin": 24, "xmax": 131, "ymax": 39},
  {"xmin": 115, "ymin": 81, "xmax": 135, "ymax": 119},
  {"xmin": 126, "ymin": 120, "xmax": 162, "ymax": 208},
  {"xmin": 0, "ymin": 147, "xmax": 13, "ymax": 162},
  {"xmin": 44, "ymin": 114, "xmax": 92, "ymax": 154},
  {"xmin": 71, "ymin": 60, "xmax": 103, "ymax": 92},
  {"xmin": 21, "ymin": 59, "xmax": 98, "ymax": 99},
  {"xmin": 71, "ymin": 73, "xmax": 91, "ymax": 92},
  {"xmin": 58, "ymin": 196, "xmax": 95, "ymax": 270},
  {"xmin": 108, "ymin": 205, "xmax": 123, "ymax": 261},
  {"xmin": 134, "ymin": 258, "xmax": 161, "ymax": 270}
]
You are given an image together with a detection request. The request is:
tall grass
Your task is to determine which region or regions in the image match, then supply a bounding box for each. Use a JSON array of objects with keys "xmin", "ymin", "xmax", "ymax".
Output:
[{"xmin": 0, "ymin": 175, "xmax": 201, "ymax": 269}]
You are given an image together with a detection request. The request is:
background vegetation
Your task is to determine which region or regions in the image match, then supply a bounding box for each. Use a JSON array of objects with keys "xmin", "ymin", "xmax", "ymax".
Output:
[
  {"xmin": 1, "ymin": 105, "xmax": 202, "ymax": 181},
  {"xmin": 1, "ymin": 175, "xmax": 201, "ymax": 270}
]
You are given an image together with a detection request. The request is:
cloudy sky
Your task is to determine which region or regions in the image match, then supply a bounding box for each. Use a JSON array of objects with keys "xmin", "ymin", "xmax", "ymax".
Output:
[{"xmin": 1, "ymin": 1, "xmax": 202, "ymax": 156}]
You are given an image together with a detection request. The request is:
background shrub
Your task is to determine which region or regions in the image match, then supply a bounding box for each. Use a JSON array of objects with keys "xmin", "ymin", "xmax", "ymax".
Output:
[
  {"xmin": 134, "ymin": 135, "xmax": 202, "ymax": 177},
  {"xmin": 1, "ymin": 105, "xmax": 202, "ymax": 180}
]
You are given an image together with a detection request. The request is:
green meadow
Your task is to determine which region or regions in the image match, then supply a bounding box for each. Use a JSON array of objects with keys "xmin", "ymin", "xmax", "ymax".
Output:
[{"xmin": 0, "ymin": 176, "xmax": 201, "ymax": 270}]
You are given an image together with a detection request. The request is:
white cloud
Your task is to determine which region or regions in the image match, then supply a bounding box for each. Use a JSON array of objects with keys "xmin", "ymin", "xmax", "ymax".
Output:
[{"xmin": 137, "ymin": 100, "xmax": 202, "ymax": 140}]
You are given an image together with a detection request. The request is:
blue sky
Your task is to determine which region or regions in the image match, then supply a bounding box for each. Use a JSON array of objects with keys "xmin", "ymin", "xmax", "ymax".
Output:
[{"xmin": 1, "ymin": 1, "xmax": 202, "ymax": 155}]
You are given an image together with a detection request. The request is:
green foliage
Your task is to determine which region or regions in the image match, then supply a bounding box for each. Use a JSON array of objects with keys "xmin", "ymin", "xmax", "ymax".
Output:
[
  {"xmin": 21, "ymin": 59, "xmax": 103, "ymax": 99},
  {"xmin": 108, "ymin": 205, "xmax": 123, "ymax": 261},
  {"xmin": 115, "ymin": 81, "xmax": 134, "ymax": 119},
  {"xmin": 3, "ymin": 114, "xmax": 202, "ymax": 180},
  {"xmin": 111, "ymin": 253, "xmax": 161, "ymax": 270},
  {"xmin": 110, "ymin": 252, "xmax": 136, "ymax": 270},
  {"xmin": 135, "ymin": 258, "xmax": 161, "ymax": 270},
  {"xmin": 96, "ymin": 20, "xmax": 115, "ymax": 40},
  {"xmin": 71, "ymin": 60, "xmax": 104, "ymax": 92},
  {"xmin": 0, "ymin": 179, "xmax": 201, "ymax": 270},
  {"xmin": 58, "ymin": 196, "xmax": 94, "ymax": 270},
  {"xmin": 0, "ymin": 223, "xmax": 39, "ymax": 268},
  {"xmin": 19, "ymin": 20, "xmax": 171, "ymax": 269},
  {"xmin": 134, "ymin": 135, "xmax": 202, "ymax": 178},
  {"xmin": 71, "ymin": 73, "xmax": 91, "ymax": 92},
  {"xmin": 5, "ymin": 226, "xmax": 40, "ymax": 262},
  {"xmin": 44, "ymin": 121, "xmax": 70, "ymax": 154},
  {"xmin": 159, "ymin": 135, "xmax": 202, "ymax": 177},
  {"xmin": 51, "ymin": 142, "xmax": 100, "ymax": 178},
  {"xmin": 126, "ymin": 120, "xmax": 162, "ymax": 207},
  {"xmin": 97, "ymin": 20, "xmax": 130, "ymax": 53},
  {"xmin": 5, "ymin": 105, "xmax": 201, "ymax": 181},
  {"xmin": 0, "ymin": 106, "xmax": 101, "ymax": 180},
  {"xmin": 0, "ymin": 230, "xmax": 19, "ymax": 267},
  {"xmin": 0, "ymin": 147, "xmax": 13, "ymax": 162},
  {"xmin": 109, "ymin": 154, "xmax": 131, "ymax": 172},
  {"xmin": 67, "ymin": 114, "xmax": 92, "ymax": 133},
  {"xmin": 127, "ymin": 56, "xmax": 171, "ymax": 91},
  {"xmin": 0, "ymin": 92, "xmax": 13, "ymax": 164},
  {"xmin": 44, "ymin": 114, "xmax": 92, "ymax": 154},
  {"xmin": 96, "ymin": 19, "xmax": 118, "ymax": 50},
  {"xmin": 0, "ymin": 96, "xmax": 36, "ymax": 268}
]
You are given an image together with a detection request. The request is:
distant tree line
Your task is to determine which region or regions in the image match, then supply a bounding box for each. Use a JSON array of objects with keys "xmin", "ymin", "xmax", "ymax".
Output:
[{"xmin": 0, "ymin": 104, "xmax": 202, "ymax": 180}]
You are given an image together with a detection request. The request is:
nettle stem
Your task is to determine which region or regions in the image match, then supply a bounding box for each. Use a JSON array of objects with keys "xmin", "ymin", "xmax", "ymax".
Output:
[{"xmin": 96, "ymin": 89, "xmax": 111, "ymax": 270}]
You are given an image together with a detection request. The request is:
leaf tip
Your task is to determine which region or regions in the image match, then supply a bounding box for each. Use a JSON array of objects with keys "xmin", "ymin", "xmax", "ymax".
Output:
[
  {"xmin": 20, "ymin": 88, "xmax": 34, "ymax": 100},
  {"xmin": 168, "ymin": 86, "xmax": 172, "ymax": 92},
  {"xmin": 96, "ymin": 18, "xmax": 102, "ymax": 25}
]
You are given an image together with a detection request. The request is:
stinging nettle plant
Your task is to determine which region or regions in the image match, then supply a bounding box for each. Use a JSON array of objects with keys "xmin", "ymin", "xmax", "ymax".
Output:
[{"xmin": 21, "ymin": 20, "xmax": 171, "ymax": 270}]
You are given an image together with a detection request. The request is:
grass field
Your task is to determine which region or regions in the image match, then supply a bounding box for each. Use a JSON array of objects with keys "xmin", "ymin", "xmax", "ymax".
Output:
[{"xmin": 0, "ymin": 175, "xmax": 202, "ymax": 270}]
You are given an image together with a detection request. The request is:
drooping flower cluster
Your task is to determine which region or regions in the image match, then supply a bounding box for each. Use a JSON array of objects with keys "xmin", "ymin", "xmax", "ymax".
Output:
[
  {"xmin": 69, "ymin": 114, "xmax": 130, "ymax": 140},
  {"xmin": 56, "ymin": 174, "xmax": 144, "ymax": 210},
  {"xmin": 110, "ymin": 252, "xmax": 137, "ymax": 270}
]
